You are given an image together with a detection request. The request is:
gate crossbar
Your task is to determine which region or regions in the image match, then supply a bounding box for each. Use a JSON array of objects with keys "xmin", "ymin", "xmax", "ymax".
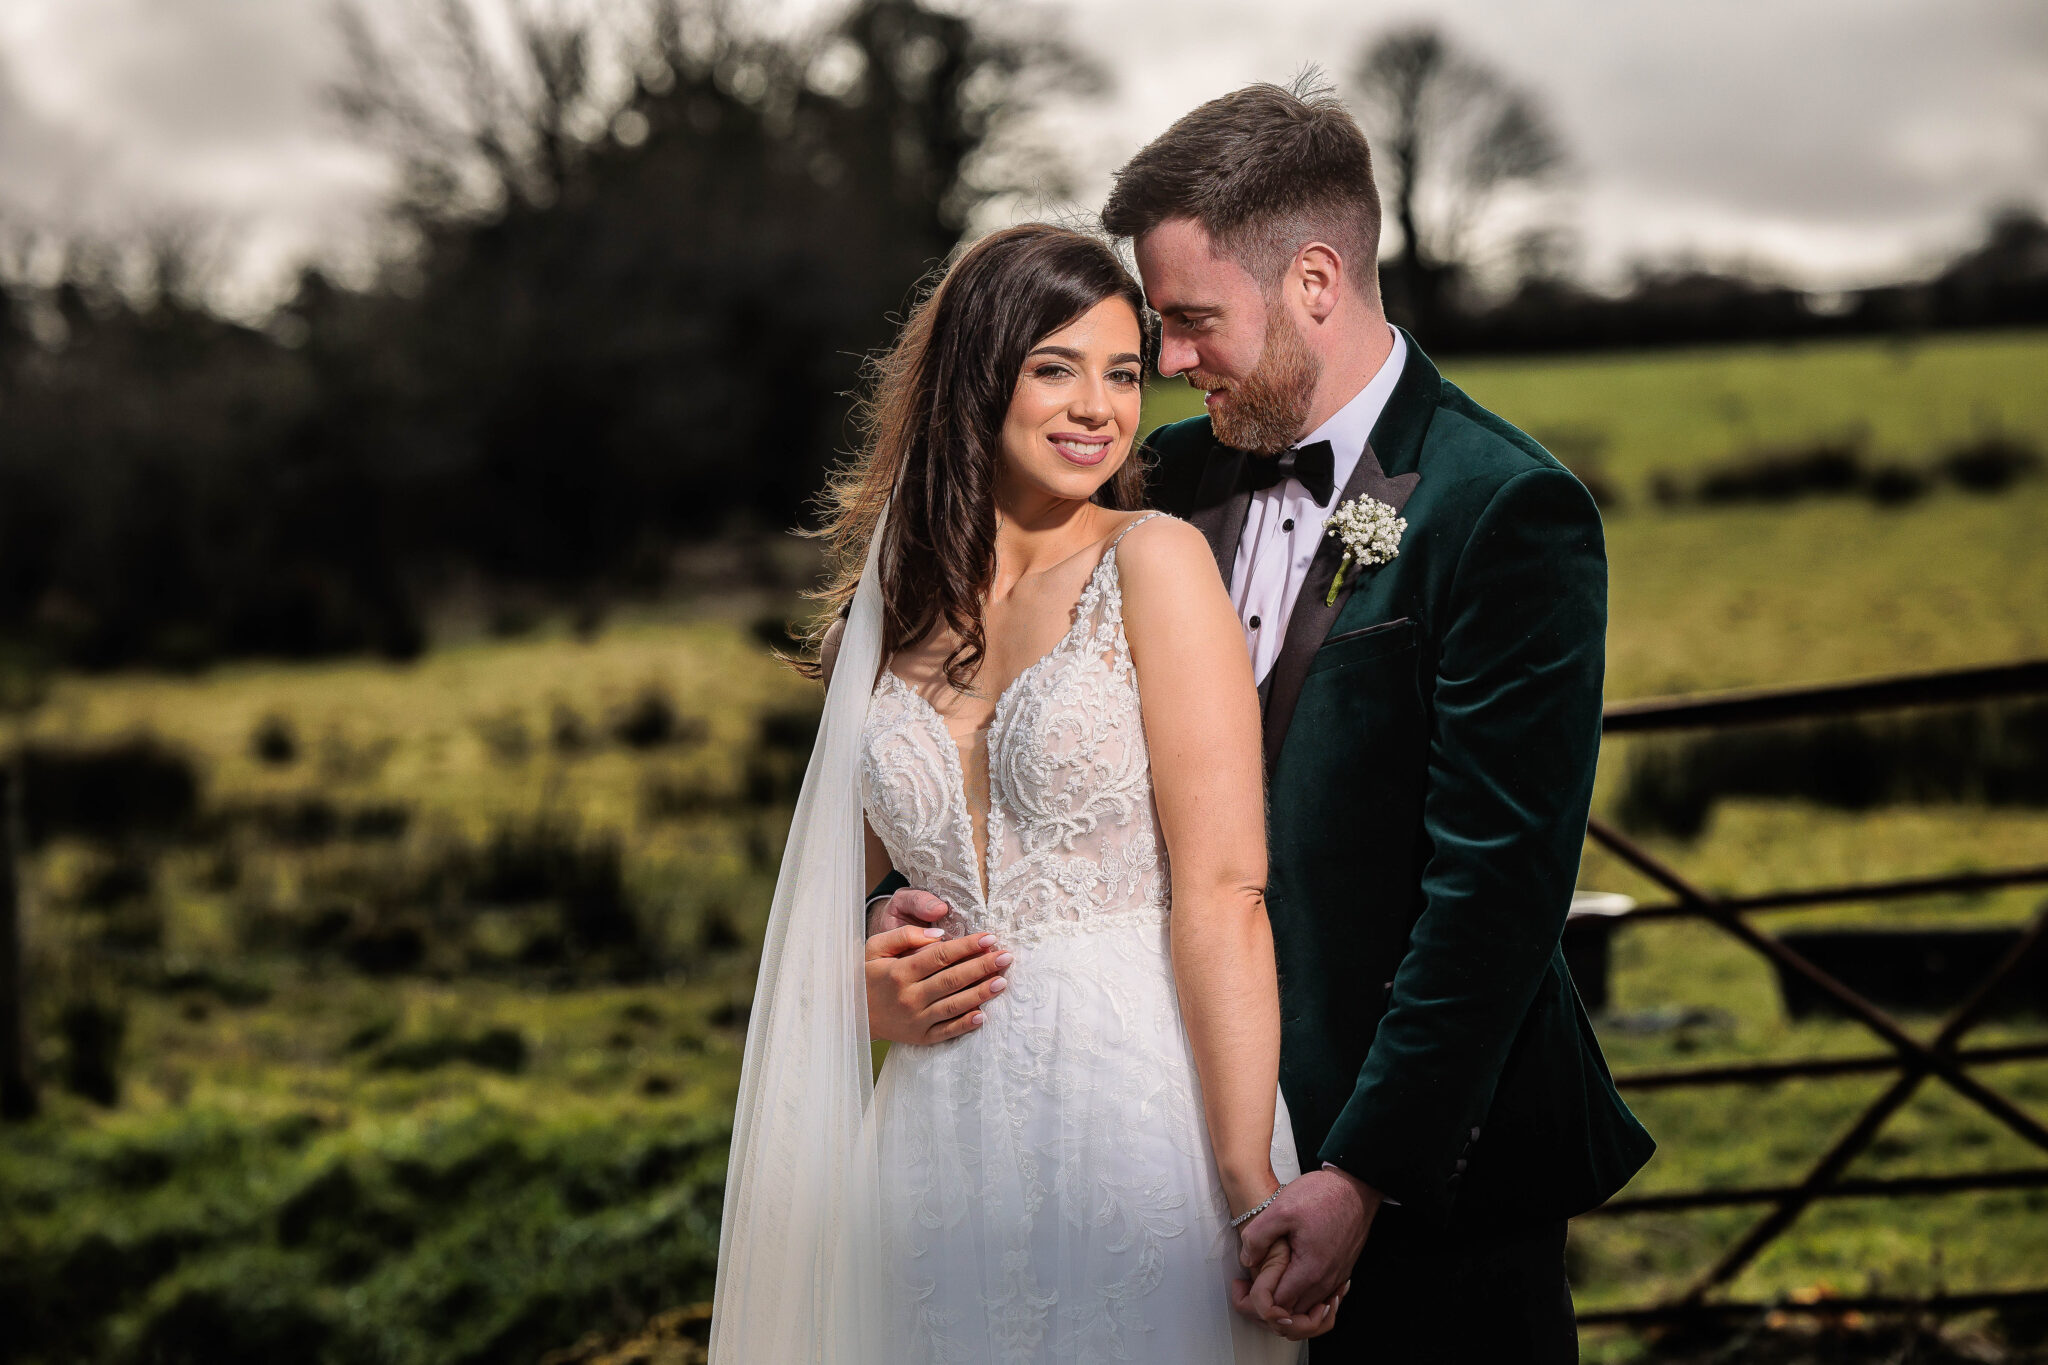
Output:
[{"xmin": 1581, "ymin": 659, "xmax": 2048, "ymax": 1325}]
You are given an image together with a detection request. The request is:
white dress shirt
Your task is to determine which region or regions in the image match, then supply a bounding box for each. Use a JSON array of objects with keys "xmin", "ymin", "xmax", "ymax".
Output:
[{"xmin": 1231, "ymin": 327, "xmax": 1407, "ymax": 683}]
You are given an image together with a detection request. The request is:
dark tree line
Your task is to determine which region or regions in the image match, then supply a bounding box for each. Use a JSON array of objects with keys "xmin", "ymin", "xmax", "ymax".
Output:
[
  {"xmin": 2, "ymin": 11, "xmax": 2043, "ymax": 677},
  {"xmin": 1419, "ymin": 204, "xmax": 2048, "ymax": 355},
  {"xmin": 0, "ymin": 0, "xmax": 1090, "ymax": 672}
]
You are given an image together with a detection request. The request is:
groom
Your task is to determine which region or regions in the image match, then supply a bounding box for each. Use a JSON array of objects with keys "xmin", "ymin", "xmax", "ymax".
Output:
[{"xmin": 863, "ymin": 78, "xmax": 1652, "ymax": 1361}]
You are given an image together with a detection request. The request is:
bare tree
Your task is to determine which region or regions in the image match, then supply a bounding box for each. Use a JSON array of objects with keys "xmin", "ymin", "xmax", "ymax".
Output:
[
  {"xmin": 1350, "ymin": 26, "xmax": 1565, "ymax": 329},
  {"xmin": 332, "ymin": 0, "xmax": 1098, "ymax": 239},
  {"xmin": 332, "ymin": 0, "xmax": 631, "ymax": 223}
]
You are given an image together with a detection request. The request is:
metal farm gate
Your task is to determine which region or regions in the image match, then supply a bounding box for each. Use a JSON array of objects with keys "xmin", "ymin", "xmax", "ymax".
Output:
[{"xmin": 1576, "ymin": 659, "xmax": 2048, "ymax": 1328}]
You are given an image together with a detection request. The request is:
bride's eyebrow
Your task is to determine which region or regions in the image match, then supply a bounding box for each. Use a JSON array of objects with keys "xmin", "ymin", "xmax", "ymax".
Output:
[{"xmin": 1027, "ymin": 346, "xmax": 1143, "ymax": 366}]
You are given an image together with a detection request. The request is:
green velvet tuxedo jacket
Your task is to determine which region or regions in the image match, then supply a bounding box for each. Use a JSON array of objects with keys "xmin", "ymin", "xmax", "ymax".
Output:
[{"xmin": 1145, "ymin": 329, "xmax": 1653, "ymax": 1224}]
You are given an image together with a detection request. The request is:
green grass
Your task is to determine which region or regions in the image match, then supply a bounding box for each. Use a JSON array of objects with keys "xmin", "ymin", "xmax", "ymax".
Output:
[
  {"xmin": 1142, "ymin": 328, "xmax": 2048, "ymax": 499},
  {"xmin": 3, "ymin": 615, "xmax": 796, "ymax": 1365},
  {"xmin": 1601, "ymin": 480, "xmax": 2048, "ymax": 698},
  {"xmin": 6, "ymin": 330, "xmax": 2047, "ymax": 1362}
]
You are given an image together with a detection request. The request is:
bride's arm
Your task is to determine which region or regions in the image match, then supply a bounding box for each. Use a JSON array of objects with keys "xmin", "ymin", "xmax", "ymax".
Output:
[{"xmin": 1118, "ymin": 515, "xmax": 1281, "ymax": 1216}]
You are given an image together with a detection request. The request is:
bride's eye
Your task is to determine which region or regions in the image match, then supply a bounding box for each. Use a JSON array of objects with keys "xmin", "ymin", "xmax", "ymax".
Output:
[
  {"xmin": 1032, "ymin": 363, "xmax": 1073, "ymax": 381},
  {"xmin": 1108, "ymin": 368, "xmax": 1140, "ymax": 386}
]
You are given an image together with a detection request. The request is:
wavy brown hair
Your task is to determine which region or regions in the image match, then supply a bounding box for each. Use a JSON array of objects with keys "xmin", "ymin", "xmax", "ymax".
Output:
[{"xmin": 792, "ymin": 224, "xmax": 1156, "ymax": 691}]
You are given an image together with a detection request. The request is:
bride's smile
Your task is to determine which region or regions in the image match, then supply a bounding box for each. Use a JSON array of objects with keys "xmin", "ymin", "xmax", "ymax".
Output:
[
  {"xmin": 1048, "ymin": 432, "xmax": 1113, "ymax": 465},
  {"xmin": 998, "ymin": 294, "xmax": 1145, "ymax": 504}
]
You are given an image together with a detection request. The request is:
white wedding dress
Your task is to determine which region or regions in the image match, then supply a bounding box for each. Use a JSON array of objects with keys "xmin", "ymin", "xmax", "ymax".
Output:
[{"xmin": 859, "ymin": 513, "xmax": 1304, "ymax": 1365}]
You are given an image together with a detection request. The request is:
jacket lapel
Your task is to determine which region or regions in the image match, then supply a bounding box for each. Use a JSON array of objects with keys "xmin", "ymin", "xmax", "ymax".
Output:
[
  {"xmin": 1183, "ymin": 440, "xmax": 1253, "ymax": 589},
  {"xmin": 1259, "ymin": 331, "xmax": 1439, "ymax": 773},
  {"xmin": 1259, "ymin": 444, "xmax": 1420, "ymax": 770}
]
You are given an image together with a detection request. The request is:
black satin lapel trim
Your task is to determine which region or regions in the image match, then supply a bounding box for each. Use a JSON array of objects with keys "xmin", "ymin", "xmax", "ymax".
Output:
[
  {"xmin": 1184, "ymin": 443, "xmax": 1253, "ymax": 587},
  {"xmin": 1260, "ymin": 442, "xmax": 1421, "ymax": 772}
]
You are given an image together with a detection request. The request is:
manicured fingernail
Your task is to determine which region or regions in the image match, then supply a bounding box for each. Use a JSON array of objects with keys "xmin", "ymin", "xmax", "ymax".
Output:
[
  {"xmin": 988, "ymin": 978, "xmax": 1007, "ymax": 993},
  {"xmin": 924, "ymin": 927, "xmax": 945, "ymax": 938},
  {"xmin": 970, "ymin": 1012, "xmax": 985, "ymax": 1024},
  {"xmin": 1277, "ymin": 1318, "xmax": 1293, "ymax": 1327},
  {"xmin": 1341, "ymin": 1279, "xmax": 1352, "ymax": 1295},
  {"xmin": 994, "ymin": 952, "xmax": 1014, "ymax": 967}
]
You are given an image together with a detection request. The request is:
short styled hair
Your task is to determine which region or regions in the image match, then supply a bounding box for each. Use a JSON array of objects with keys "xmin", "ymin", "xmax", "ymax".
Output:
[{"xmin": 1102, "ymin": 73, "xmax": 1382, "ymax": 288}]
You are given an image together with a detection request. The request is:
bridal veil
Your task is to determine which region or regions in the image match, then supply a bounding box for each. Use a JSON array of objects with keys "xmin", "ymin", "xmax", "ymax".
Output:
[{"xmin": 706, "ymin": 514, "xmax": 899, "ymax": 1363}]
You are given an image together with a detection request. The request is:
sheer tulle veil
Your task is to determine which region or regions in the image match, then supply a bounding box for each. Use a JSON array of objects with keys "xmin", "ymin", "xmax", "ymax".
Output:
[{"xmin": 706, "ymin": 508, "xmax": 899, "ymax": 1363}]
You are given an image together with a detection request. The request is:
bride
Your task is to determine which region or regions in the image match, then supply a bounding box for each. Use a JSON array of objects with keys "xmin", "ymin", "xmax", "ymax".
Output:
[{"xmin": 708, "ymin": 224, "xmax": 1342, "ymax": 1363}]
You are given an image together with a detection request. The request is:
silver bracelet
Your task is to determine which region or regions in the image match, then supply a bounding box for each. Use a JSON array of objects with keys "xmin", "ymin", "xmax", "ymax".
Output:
[{"xmin": 1229, "ymin": 1183, "xmax": 1286, "ymax": 1230}]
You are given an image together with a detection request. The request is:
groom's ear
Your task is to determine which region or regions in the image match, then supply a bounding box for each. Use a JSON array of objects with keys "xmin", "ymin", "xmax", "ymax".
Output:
[{"xmin": 1291, "ymin": 243, "xmax": 1346, "ymax": 324}]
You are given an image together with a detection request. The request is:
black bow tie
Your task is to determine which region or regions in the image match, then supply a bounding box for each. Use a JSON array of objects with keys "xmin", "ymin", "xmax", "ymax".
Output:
[{"xmin": 1244, "ymin": 439, "xmax": 1336, "ymax": 506}]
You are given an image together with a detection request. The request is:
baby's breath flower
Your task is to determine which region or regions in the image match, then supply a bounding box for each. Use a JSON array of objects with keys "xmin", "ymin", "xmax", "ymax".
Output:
[{"xmin": 1322, "ymin": 495, "xmax": 1407, "ymax": 604}]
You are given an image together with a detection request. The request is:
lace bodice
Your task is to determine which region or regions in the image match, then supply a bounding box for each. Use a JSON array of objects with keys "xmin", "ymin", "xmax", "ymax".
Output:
[{"xmin": 861, "ymin": 513, "xmax": 1169, "ymax": 947}]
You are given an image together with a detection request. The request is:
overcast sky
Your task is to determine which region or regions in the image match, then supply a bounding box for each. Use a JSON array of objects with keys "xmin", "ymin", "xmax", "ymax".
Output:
[{"xmin": 0, "ymin": 0, "xmax": 2042, "ymax": 313}]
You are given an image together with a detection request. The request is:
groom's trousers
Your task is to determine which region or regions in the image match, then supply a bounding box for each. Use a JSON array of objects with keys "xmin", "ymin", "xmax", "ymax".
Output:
[{"xmin": 1302, "ymin": 1205, "xmax": 1576, "ymax": 1364}]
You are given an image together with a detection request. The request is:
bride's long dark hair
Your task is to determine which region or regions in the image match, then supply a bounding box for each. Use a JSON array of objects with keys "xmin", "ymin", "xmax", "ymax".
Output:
[{"xmin": 794, "ymin": 223, "xmax": 1157, "ymax": 691}]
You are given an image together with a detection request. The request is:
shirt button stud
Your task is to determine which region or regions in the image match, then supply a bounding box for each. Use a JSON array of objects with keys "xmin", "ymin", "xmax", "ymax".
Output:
[
  {"xmin": 1249, "ymin": 616, "xmax": 1262, "ymax": 630},
  {"xmin": 1281, "ymin": 518, "xmax": 1295, "ymax": 532}
]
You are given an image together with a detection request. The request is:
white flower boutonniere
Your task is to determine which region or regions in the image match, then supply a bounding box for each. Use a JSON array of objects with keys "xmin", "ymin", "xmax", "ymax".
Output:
[{"xmin": 1322, "ymin": 495, "xmax": 1407, "ymax": 605}]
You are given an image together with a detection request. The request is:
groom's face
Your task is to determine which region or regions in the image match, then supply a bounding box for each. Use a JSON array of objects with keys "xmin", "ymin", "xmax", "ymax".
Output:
[{"xmin": 1133, "ymin": 218, "xmax": 1319, "ymax": 457}]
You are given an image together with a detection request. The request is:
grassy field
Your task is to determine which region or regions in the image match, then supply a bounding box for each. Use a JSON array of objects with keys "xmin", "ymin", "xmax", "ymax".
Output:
[
  {"xmin": 5, "ymin": 329, "xmax": 2046, "ymax": 1364},
  {"xmin": 1142, "ymin": 328, "xmax": 2048, "ymax": 501}
]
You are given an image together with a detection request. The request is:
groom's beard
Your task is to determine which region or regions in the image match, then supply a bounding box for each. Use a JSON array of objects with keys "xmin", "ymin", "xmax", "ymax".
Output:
[{"xmin": 1188, "ymin": 307, "xmax": 1321, "ymax": 456}]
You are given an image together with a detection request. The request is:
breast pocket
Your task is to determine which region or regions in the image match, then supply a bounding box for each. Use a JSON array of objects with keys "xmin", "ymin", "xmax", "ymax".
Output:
[{"xmin": 1307, "ymin": 617, "xmax": 1418, "ymax": 675}]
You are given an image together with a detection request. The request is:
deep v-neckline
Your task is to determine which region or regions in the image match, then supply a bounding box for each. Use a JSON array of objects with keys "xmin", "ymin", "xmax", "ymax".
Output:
[
  {"xmin": 880, "ymin": 516, "xmax": 1152, "ymax": 909},
  {"xmin": 881, "ymin": 569, "xmax": 1098, "ymax": 909}
]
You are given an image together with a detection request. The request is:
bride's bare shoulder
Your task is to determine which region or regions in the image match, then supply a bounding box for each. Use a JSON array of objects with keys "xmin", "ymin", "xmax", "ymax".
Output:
[{"xmin": 1112, "ymin": 511, "xmax": 1220, "ymax": 591}]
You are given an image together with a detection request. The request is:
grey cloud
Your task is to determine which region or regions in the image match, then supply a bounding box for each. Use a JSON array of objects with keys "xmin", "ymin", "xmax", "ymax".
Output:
[{"xmin": 0, "ymin": 0, "xmax": 2039, "ymax": 300}]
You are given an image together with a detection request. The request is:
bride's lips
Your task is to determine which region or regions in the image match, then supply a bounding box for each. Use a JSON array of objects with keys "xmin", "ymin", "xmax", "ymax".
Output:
[{"xmin": 1048, "ymin": 432, "xmax": 1114, "ymax": 467}]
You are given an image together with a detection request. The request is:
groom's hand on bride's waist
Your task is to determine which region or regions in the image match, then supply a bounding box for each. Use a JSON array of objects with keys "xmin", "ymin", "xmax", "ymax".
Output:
[{"xmin": 864, "ymin": 889, "xmax": 1011, "ymax": 1046}]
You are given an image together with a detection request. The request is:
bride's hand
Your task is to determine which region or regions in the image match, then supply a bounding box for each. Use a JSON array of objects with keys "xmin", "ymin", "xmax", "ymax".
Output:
[{"xmin": 1229, "ymin": 1236, "xmax": 1347, "ymax": 1341}]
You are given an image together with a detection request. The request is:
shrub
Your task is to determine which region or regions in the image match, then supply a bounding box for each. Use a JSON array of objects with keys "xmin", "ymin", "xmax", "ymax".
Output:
[
  {"xmin": 370, "ymin": 1026, "xmax": 529, "ymax": 1075},
  {"xmin": 1694, "ymin": 443, "xmax": 1867, "ymax": 505},
  {"xmin": 470, "ymin": 818, "xmax": 637, "ymax": 952},
  {"xmin": 1942, "ymin": 435, "xmax": 2042, "ymax": 492},
  {"xmin": 1616, "ymin": 698, "xmax": 2048, "ymax": 839},
  {"xmin": 251, "ymin": 714, "xmax": 299, "ymax": 766},
  {"xmin": 59, "ymin": 998, "xmax": 127, "ymax": 1106},
  {"xmin": 548, "ymin": 702, "xmax": 591, "ymax": 754},
  {"xmin": 74, "ymin": 850, "xmax": 154, "ymax": 909},
  {"xmin": 1865, "ymin": 463, "xmax": 1932, "ymax": 506},
  {"xmin": 18, "ymin": 739, "xmax": 200, "ymax": 846},
  {"xmin": 222, "ymin": 795, "xmax": 412, "ymax": 847},
  {"xmin": 640, "ymin": 771, "xmax": 723, "ymax": 821},
  {"xmin": 610, "ymin": 685, "xmax": 706, "ymax": 750}
]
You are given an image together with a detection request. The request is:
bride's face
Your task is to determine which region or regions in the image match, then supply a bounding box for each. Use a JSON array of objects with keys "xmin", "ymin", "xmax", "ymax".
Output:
[{"xmin": 996, "ymin": 296, "xmax": 1145, "ymax": 506}]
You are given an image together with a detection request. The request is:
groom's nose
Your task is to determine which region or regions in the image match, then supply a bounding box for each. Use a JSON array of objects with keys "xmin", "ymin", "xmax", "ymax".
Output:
[{"xmin": 1158, "ymin": 329, "xmax": 1199, "ymax": 379}]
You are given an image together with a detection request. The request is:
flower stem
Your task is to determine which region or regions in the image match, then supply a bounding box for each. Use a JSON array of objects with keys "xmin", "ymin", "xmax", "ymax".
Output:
[{"xmin": 1324, "ymin": 554, "xmax": 1353, "ymax": 607}]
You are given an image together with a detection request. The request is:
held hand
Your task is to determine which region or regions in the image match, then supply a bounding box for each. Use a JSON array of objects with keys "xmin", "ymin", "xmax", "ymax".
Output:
[
  {"xmin": 868, "ymin": 887, "xmax": 951, "ymax": 937},
  {"xmin": 1228, "ymin": 1236, "xmax": 1346, "ymax": 1341},
  {"xmin": 1236, "ymin": 1168, "xmax": 1378, "ymax": 1315},
  {"xmin": 864, "ymin": 890, "xmax": 1009, "ymax": 1045}
]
